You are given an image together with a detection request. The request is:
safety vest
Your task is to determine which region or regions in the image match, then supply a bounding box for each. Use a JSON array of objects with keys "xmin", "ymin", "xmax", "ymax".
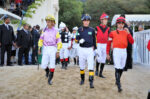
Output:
[
  {"xmin": 60, "ymin": 31, "xmax": 69, "ymax": 43},
  {"xmin": 96, "ymin": 26, "xmax": 110, "ymax": 44}
]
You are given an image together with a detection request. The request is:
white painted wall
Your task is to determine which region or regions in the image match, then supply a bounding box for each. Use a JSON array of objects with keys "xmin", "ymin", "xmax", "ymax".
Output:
[{"xmin": 25, "ymin": 0, "xmax": 59, "ymax": 29}]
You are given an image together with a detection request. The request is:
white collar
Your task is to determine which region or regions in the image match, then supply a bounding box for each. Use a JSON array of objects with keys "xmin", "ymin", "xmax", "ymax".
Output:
[
  {"xmin": 36, "ymin": 29, "xmax": 39, "ymax": 32},
  {"xmin": 23, "ymin": 28, "xmax": 28, "ymax": 32},
  {"xmin": 4, "ymin": 23, "xmax": 9, "ymax": 26}
]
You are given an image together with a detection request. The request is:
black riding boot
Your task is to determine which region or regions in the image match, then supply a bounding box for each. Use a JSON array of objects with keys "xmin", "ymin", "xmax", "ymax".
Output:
[
  {"xmin": 74, "ymin": 58, "xmax": 76, "ymax": 65},
  {"xmin": 45, "ymin": 67, "xmax": 49, "ymax": 78},
  {"xmin": 89, "ymin": 76, "xmax": 94, "ymax": 88},
  {"xmin": 89, "ymin": 70, "xmax": 94, "ymax": 88},
  {"xmin": 99, "ymin": 63, "xmax": 105, "ymax": 78},
  {"xmin": 61, "ymin": 61, "xmax": 65, "ymax": 69},
  {"xmin": 80, "ymin": 76, "xmax": 85, "ymax": 85},
  {"xmin": 77, "ymin": 57, "xmax": 79, "ymax": 65},
  {"xmin": 48, "ymin": 72, "xmax": 54, "ymax": 85},
  {"xmin": 95, "ymin": 61, "xmax": 99, "ymax": 76},
  {"xmin": 64, "ymin": 61, "xmax": 68, "ymax": 70},
  {"xmin": 80, "ymin": 70, "xmax": 85, "ymax": 85},
  {"xmin": 115, "ymin": 69, "xmax": 122, "ymax": 92}
]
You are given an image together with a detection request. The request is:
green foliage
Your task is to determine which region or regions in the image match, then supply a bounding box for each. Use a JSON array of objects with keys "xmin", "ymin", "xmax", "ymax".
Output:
[
  {"xmin": 25, "ymin": 12, "xmax": 33, "ymax": 18},
  {"xmin": 59, "ymin": 0, "xmax": 83, "ymax": 30},
  {"xmin": 22, "ymin": 20, "xmax": 27, "ymax": 25},
  {"xmin": 36, "ymin": 0, "xmax": 44, "ymax": 2},
  {"xmin": 84, "ymin": 0, "xmax": 150, "ymax": 27},
  {"xmin": 25, "ymin": 0, "xmax": 44, "ymax": 18},
  {"xmin": 84, "ymin": 0, "xmax": 125, "ymax": 27},
  {"xmin": 0, "ymin": 20, "xmax": 3, "ymax": 24},
  {"xmin": 28, "ymin": 3, "xmax": 37, "ymax": 9},
  {"xmin": 145, "ymin": 0, "xmax": 150, "ymax": 10},
  {"xmin": 115, "ymin": 0, "xmax": 150, "ymax": 14},
  {"xmin": 11, "ymin": 20, "xmax": 20, "ymax": 24},
  {"xmin": 0, "ymin": 20, "xmax": 26, "ymax": 26},
  {"xmin": 10, "ymin": 20, "xmax": 27, "ymax": 26}
]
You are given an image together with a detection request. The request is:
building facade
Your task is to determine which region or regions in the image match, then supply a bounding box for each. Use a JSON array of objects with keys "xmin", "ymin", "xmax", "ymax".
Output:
[{"xmin": 26, "ymin": 0, "xmax": 59, "ymax": 28}]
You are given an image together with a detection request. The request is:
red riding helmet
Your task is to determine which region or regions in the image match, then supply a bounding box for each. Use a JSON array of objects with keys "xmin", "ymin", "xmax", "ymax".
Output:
[
  {"xmin": 116, "ymin": 17, "xmax": 126, "ymax": 23},
  {"xmin": 100, "ymin": 13, "xmax": 109, "ymax": 20}
]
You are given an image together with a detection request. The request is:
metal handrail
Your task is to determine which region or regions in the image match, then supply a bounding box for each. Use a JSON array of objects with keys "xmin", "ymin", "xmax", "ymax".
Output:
[{"xmin": 133, "ymin": 29, "xmax": 150, "ymax": 65}]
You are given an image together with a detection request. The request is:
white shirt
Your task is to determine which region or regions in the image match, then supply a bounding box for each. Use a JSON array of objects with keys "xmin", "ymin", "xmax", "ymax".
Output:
[
  {"xmin": 4, "ymin": 23, "xmax": 9, "ymax": 30},
  {"xmin": 23, "ymin": 28, "xmax": 28, "ymax": 34}
]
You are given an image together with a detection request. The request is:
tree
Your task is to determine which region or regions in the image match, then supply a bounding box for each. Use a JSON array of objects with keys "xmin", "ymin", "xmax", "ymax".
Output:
[
  {"xmin": 59, "ymin": 0, "xmax": 83, "ymax": 31},
  {"xmin": 84, "ymin": 0, "xmax": 150, "ymax": 27},
  {"xmin": 84, "ymin": 0, "xmax": 125, "ymax": 27},
  {"xmin": 145, "ymin": 0, "xmax": 150, "ymax": 9},
  {"xmin": 115, "ymin": 0, "xmax": 150, "ymax": 14}
]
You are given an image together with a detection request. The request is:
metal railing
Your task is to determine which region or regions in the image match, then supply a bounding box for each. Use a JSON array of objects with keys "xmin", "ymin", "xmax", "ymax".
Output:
[{"xmin": 133, "ymin": 29, "xmax": 150, "ymax": 65}]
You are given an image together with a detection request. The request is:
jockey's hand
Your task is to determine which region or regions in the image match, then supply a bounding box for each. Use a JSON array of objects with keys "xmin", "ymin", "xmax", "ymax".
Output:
[
  {"xmin": 124, "ymin": 28, "xmax": 130, "ymax": 34},
  {"xmin": 68, "ymin": 47, "xmax": 72, "ymax": 50},
  {"xmin": 66, "ymin": 27, "xmax": 69, "ymax": 32},
  {"xmin": 56, "ymin": 52, "xmax": 59, "ymax": 58},
  {"xmin": 38, "ymin": 50, "xmax": 41, "ymax": 55},
  {"xmin": 106, "ymin": 54, "xmax": 111, "ymax": 60}
]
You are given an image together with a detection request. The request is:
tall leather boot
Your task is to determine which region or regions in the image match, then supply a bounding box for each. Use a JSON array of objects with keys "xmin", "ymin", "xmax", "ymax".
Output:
[
  {"xmin": 45, "ymin": 67, "xmax": 49, "ymax": 78},
  {"xmin": 64, "ymin": 61, "xmax": 68, "ymax": 70},
  {"xmin": 119, "ymin": 69, "xmax": 123, "ymax": 79},
  {"xmin": 115, "ymin": 69, "xmax": 117, "ymax": 85},
  {"xmin": 61, "ymin": 61, "xmax": 65, "ymax": 69},
  {"xmin": 48, "ymin": 69, "xmax": 54, "ymax": 85},
  {"xmin": 68, "ymin": 57, "xmax": 70, "ymax": 64},
  {"xmin": 74, "ymin": 58, "xmax": 76, "ymax": 65},
  {"xmin": 99, "ymin": 63, "xmax": 105, "ymax": 78},
  {"xmin": 116, "ymin": 69, "xmax": 123, "ymax": 84},
  {"xmin": 116, "ymin": 69, "xmax": 122, "ymax": 92},
  {"xmin": 80, "ymin": 70, "xmax": 85, "ymax": 85},
  {"xmin": 89, "ymin": 70, "xmax": 94, "ymax": 88},
  {"xmin": 148, "ymin": 90, "xmax": 150, "ymax": 99},
  {"xmin": 77, "ymin": 57, "xmax": 79, "ymax": 65},
  {"xmin": 95, "ymin": 61, "xmax": 99, "ymax": 76}
]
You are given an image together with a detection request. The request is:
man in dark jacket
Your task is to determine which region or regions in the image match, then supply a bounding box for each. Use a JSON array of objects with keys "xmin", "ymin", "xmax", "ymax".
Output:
[
  {"xmin": 31, "ymin": 25, "xmax": 40, "ymax": 64},
  {"xmin": 124, "ymin": 22, "xmax": 133, "ymax": 70},
  {"xmin": 120, "ymin": 14, "xmax": 133, "ymax": 71},
  {"xmin": 16, "ymin": 24, "xmax": 32, "ymax": 65},
  {"xmin": 0, "ymin": 16, "xmax": 15, "ymax": 66}
]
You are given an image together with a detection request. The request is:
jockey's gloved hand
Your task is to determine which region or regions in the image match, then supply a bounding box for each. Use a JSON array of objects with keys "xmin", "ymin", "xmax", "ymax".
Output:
[{"xmin": 79, "ymin": 39, "xmax": 85, "ymax": 44}]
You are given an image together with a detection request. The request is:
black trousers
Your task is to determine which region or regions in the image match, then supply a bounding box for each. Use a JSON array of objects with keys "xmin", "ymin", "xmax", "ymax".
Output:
[
  {"xmin": 1, "ymin": 44, "xmax": 12, "ymax": 65},
  {"xmin": 32, "ymin": 46, "xmax": 38, "ymax": 64},
  {"xmin": 125, "ymin": 50, "xmax": 133, "ymax": 69},
  {"xmin": 18, "ymin": 47, "xmax": 30, "ymax": 65},
  {"xmin": 0, "ymin": 47, "xmax": 1, "ymax": 64}
]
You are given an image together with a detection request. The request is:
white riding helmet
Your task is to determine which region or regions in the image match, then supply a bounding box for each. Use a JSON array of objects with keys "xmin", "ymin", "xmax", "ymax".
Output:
[
  {"xmin": 73, "ymin": 27, "xmax": 78, "ymax": 31},
  {"xmin": 59, "ymin": 22, "xmax": 66, "ymax": 30}
]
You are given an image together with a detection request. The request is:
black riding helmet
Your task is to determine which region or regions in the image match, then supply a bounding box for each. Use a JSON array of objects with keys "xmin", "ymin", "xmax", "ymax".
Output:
[{"xmin": 81, "ymin": 14, "xmax": 91, "ymax": 21}]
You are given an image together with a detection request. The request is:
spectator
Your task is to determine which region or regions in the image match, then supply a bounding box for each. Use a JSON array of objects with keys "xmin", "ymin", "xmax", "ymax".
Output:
[
  {"xmin": 0, "ymin": 24, "xmax": 1, "ymax": 65},
  {"xmin": 12, "ymin": 4, "xmax": 22, "ymax": 16},
  {"xmin": 16, "ymin": 24, "xmax": 32, "ymax": 66},
  {"xmin": 138, "ymin": 25, "xmax": 144, "ymax": 31},
  {"xmin": 0, "ymin": 16, "xmax": 15, "ymax": 66},
  {"xmin": 31, "ymin": 25, "xmax": 40, "ymax": 65},
  {"xmin": 22, "ymin": 0, "xmax": 34, "ymax": 7},
  {"xmin": 120, "ymin": 14, "xmax": 134, "ymax": 71},
  {"xmin": 0, "ymin": 0, "xmax": 6, "ymax": 7},
  {"xmin": 147, "ymin": 40, "xmax": 150, "ymax": 51},
  {"xmin": 11, "ymin": 38, "xmax": 17, "ymax": 65},
  {"xmin": 9, "ymin": 1, "xmax": 16, "ymax": 12},
  {"xmin": 15, "ymin": 0, "xmax": 22, "ymax": 8}
]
